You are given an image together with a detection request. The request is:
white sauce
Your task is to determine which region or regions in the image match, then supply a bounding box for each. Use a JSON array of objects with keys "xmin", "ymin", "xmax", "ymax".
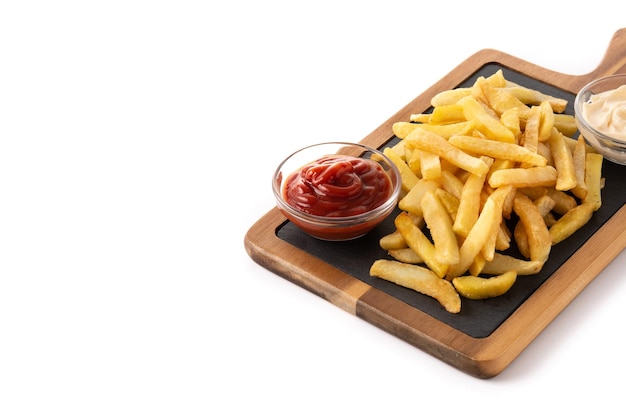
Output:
[{"xmin": 582, "ymin": 84, "xmax": 626, "ymax": 141}]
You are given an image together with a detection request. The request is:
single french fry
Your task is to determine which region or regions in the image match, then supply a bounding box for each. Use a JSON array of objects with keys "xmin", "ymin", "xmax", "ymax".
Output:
[
  {"xmin": 482, "ymin": 253, "xmax": 544, "ymax": 275},
  {"xmin": 513, "ymin": 194, "xmax": 551, "ymax": 263},
  {"xmin": 513, "ymin": 194, "xmax": 555, "ymax": 258},
  {"xmin": 453, "ymin": 157, "xmax": 492, "ymax": 237},
  {"xmin": 571, "ymin": 134, "xmax": 588, "ymax": 199},
  {"xmin": 550, "ymin": 203, "xmax": 595, "ymax": 245},
  {"xmin": 421, "ymin": 190, "xmax": 460, "ymax": 265},
  {"xmin": 370, "ymin": 259, "xmax": 460, "ymax": 313},
  {"xmin": 538, "ymin": 100, "xmax": 555, "ymax": 141},
  {"xmin": 548, "ymin": 128, "xmax": 577, "ymax": 191},
  {"xmin": 420, "ymin": 150, "xmax": 441, "ymax": 180},
  {"xmin": 502, "ymin": 81, "xmax": 568, "ymax": 113},
  {"xmin": 393, "ymin": 121, "xmax": 476, "ymax": 140},
  {"xmin": 488, "ymin": 166, "xmax": 557, "ymax": 188},
  {"xmin": 452, "ymin": 271, "xmax": 517, "ymax": 300},
  {"xmin": 448, "ymin": 135, "xmax": 547, "ymax": 166},
  {"xmin": 583, "ymin": 152, "xmax": 603, "ymax": 211}
]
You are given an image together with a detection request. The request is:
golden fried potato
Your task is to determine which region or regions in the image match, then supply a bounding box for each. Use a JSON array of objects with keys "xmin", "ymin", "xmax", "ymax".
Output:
[
  {"xmin": 488, "ymin": 166, "xmax": 557, "ymax": 189},
  {"xmin": 453, "ymin": 158, "xmax": 491, "ymax": 238},
  {"xmin": 571, "ymin": 134, "xmax": 588, "ymax": 199},
  {"xmin": 583, "ymin": 152, "xmax": 604, "ymax": 211},
  {"xmin": 370, "ymin": 259, "xmax": 461, "ymax": 313},
  {"xmin": 513, "ymin": 194, "xmax": 551, "ymax": 263},
  {"xmin": 421, "ymin": 190, "xmax": 459, "ymax": 265},
  {"xmin": 449, "ymin": 135, "xmax": 547, "ymax": 166},
  {"xmin": 538, "ymin": 100, "xmax": 555, "ymax": 142},
  {"xmin": 502, "ymin": 81, "xmax": 568, "ymax": 113},
  {"xmin": 548, "ymin": 128, "xmax": 577, "ymax": 191},
  {"xmin": 549, "ymin": 203, "xmax": 595, "ymax": 245},
  {"xmin": 452, "ymin": 271, "xmax": 517, "ymax": 300},
  {"xmin": 482, "ymin": 253, "xmax": 544, "ymax": 276}
]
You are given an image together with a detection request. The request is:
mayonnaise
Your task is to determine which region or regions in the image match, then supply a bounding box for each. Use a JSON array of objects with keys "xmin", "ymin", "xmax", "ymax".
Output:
[{"xmin": 582, "ymin": 84, "xmax": 626, "ymax": 141}]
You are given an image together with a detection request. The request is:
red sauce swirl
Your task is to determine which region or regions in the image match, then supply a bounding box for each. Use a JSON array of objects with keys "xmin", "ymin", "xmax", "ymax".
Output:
[{"xmin": 283, "ymin": 155, "xmax": 393, "ymax": 217}]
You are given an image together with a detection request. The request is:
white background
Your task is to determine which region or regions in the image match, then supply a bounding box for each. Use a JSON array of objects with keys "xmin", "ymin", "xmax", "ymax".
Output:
[{"xmin": 1, "ymin": 1, "xmax": 625, "ymax": 416}]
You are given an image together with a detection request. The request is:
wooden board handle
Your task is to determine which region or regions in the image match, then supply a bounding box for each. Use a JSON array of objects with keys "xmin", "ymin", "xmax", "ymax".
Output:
[
  {"xmin": 569, "ymin": 27, "xmax": 626, "ymax": 90},
  {"xmin": 591, "ymin": 28, "xmax": 626, "ymax": 74}
]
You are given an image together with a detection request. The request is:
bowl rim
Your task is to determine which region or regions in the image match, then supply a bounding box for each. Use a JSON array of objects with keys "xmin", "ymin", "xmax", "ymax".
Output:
[
  {"xmin": 574, "ymin": 73, "xmax": 626, "ymax": 146},
  {"xmin": 272, "ymin": 141, "xmax": 402, "ymax": 225}
]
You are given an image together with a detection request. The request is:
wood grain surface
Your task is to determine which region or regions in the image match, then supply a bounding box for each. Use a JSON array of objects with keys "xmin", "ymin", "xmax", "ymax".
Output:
[{"xmin": 244, "ymin": 28, "xmax": 626, "ymax": 378}]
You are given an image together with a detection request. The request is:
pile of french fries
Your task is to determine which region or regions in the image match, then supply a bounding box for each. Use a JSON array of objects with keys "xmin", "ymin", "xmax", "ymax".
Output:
[{"xmin": 369, "ymin": 70, "xmax": 604, "ymax": 313}]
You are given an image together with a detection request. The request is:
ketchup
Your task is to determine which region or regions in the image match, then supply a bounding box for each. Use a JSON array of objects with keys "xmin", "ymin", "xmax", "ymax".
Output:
[{"xmin": 283, "ymin": 155, "xmax": 393, "ymax": 217}]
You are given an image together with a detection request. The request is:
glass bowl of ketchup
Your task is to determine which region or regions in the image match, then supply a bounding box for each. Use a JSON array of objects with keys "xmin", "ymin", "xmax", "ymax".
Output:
[{"xmin": 273, "ymin": 141, "xmax": 401, "ymax": 240}]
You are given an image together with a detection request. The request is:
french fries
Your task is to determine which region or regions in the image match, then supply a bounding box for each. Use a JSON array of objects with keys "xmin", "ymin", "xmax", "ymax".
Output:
[
  {"xmin": 370, "ymin": 260, "xmax": 461, "ymax": 313},
  {"xmin": 513, "ymin": 194, "xmax": 552, "ymax": 263},
  {"xmin": 549, "ymin": 203, "xmax": 595, "ymax": 245},
  {"xmin": 421, "ymin": 190, "xmax": 460, "ymax": 265},
  {"xmin": 452, "ymin": 271, "xmax": 517, "ymax": 300},
  {"xmin": 369, "ymin": 69, "xmax": 605, "ymax": 313}
]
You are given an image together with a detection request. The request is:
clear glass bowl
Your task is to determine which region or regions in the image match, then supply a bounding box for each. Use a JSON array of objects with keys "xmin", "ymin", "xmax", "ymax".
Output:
[
  {"xmin": 272, "ymin": 141, "xmax": 401, "ymax": 240},
  {"xmin": 575, "ymin": 73, "xmax": 626, "ymax": 164}
]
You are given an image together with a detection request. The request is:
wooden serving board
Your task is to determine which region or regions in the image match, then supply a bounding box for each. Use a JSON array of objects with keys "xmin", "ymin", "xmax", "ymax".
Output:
[{"xmin": 244, "ymin": 28, "xmax": 626, "ymax": 378}]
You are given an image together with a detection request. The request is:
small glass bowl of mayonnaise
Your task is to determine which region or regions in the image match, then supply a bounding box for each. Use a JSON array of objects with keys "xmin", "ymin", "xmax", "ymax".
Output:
[{"xmin": 575, "ymin": 73, "xmax": 626, "ymax": 164}]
